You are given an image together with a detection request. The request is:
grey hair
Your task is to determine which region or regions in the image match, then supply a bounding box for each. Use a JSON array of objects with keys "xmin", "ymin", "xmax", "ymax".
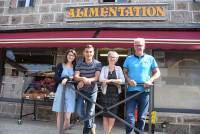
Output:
[
  {"xmin": 108, "ymin": 51, "xmax": 119, "ymax": 62},
  {"xmin": 134, "ymin": 38, "xmax": 145, "ymax": 45}
]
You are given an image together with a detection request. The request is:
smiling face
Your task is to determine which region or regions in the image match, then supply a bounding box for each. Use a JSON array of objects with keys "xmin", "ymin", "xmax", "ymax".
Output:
[
  {"xmin": 107, "ymin": 51, "xmax": 119, "ymax": 65},
  {"xmin": 67, "ymin": 52, "xmax": 76, "ymax": 63},
  {"xmin": 83, "ymin": 46, "xmax": 94, "ymax": 62},
  {"xmin": 134, "ymin": 38, "xmax": 145, "ymax": 56},
  {"xmin": 65, "ymin": 49, "xmax": 77, "ymax": 64}
]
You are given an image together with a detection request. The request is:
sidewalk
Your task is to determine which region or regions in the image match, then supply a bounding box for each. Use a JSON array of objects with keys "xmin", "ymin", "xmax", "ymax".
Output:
[{"xmin": 0, "ymin": 117, "xmax": 163, "ymax": 134}]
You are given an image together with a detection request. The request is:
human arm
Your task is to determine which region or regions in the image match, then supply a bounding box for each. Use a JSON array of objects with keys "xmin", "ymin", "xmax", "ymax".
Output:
[
  {"xmin": 99, "ymin": 66, "xmax": 108, "ymax": 83},
  {"xmin": 123, "ymin": 56, "xmax": 137, "ymax": 86},
  {"xmin": 87, "ymin": 71, "xmax": 101, "ymax": 84},
  {"xmin": 110, "ymin": 66, "xmax": 125, "ymax": 84},
  {"xmin": 74, "ymin": 71, "xmax": 101, "ymax": 85},
  {"xmin": 123, "ymin": 68, "xmax": 137, "ymax": 86},
  {"xmin": 74, "ymin": 70, "xmax": 86, "ymax": 89},
  {"xmin": 85, "ymin": 61, "xmax": 102, "ymax": 84},
  {"xmin": 54, "ymin": 63, "xmax": 69, "ymax": 85},
  {"xmin": 74, "ymin": 70, "xmax": 86, "ymax": 82},
  {"xmin": 73, "ymin": 59, "xmax": 88, "ymax": 85},
  {"xmin": 74, "ymin": 60, "xmax": 102, "ymax": 85},
  {"xmin": 144, "ymin": 67, "xmax": 160, "ymax": 88},
  {"xmin": 144, "ymin": 57, "xmax": 161, "ymax": 88}
]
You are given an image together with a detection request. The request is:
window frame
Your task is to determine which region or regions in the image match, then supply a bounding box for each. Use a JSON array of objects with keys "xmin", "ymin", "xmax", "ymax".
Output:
[
  {"xmin": 17, "ymin": 0, "xmax": 34, "ymax": 8},
  {"xmin": 101, "ymin": 0, "xmax": 130, "ymax": 3}
]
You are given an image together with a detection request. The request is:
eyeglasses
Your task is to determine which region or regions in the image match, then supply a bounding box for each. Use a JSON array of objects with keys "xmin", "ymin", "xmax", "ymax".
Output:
[
  {"xmin": 108, "ymin": 56, "xmax": 117, "ymax": 59},
  {"xmin": 68, "ymin": 54, "xmax": 75, "ymax": 57}
]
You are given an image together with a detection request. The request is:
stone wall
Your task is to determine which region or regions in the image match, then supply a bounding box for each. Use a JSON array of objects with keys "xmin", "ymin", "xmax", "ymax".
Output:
[
  {"xmin": 0, "ymin": 0, "xmax": 199, "ymax": 29},
  {"xmin": 156, "ymin": 112, "xmax": 200, "ymax": 134},
  {"xmin": 0, "ymin": 0, "xmax": 200, "ymax": 133},
  {"xmin": 0, "ymin": 101, "xmax": 55, "ymax": 121},
  {"xmin": 0, "ymin": 75, "xmax": 24, "ymax": 99}
]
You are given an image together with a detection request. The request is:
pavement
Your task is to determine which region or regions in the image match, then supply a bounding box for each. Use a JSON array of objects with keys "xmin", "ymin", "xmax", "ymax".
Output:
[{"xmin": 0, "ymin": 117, "xmax": 163, "ymax": 134}]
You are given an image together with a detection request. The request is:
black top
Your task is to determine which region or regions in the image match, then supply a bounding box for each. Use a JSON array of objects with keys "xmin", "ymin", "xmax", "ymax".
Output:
[{"xmin": 54, "ymin": 63, "xmax": 69, "ymax": 92}]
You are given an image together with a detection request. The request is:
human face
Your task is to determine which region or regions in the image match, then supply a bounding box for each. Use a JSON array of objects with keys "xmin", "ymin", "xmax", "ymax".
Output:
[
  {"xmin": 134, "ymin": 42, "xmax": 145, "ymax": 56},
  {"xmin": 67, "ymin": 52, "xmax": 75, "ymax": 63},
  {"xmin": 108, "ymin": 55, "xmax": 117, "ymax": 65},
  {"xmin": 83, "ymin": 47, "xmax": 94, "ymax": 62}
]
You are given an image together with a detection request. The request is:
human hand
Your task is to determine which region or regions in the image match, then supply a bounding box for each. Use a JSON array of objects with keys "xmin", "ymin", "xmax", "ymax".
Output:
[
  {"xmin": 101, "ymin": 81, "xmax": 107, "ymax": 87},
  {"xmin": 77, "ymin": 81, "xmax": 84, "ymax": 90},
  {"xmin": 61, "ymin": 78, "xmax": 68, "ymax": 85},
  {"xmin": 82, "ymin": 77, "xmax": 91, "ymax": 85},
  {"xmin": 108, "ymin": 79, "xmax": 115, "ymax": 83},
  {"xmin": 144, "ymin": 80, "xmax": 153, "ymax": 88},
  {"xmin": 105, "ymin": 79, "xmax": 111, "ymax": 83},
  {"xmin": 128, "ymin": 79, "xmax": 137, "ymax": 86},
  {"xmin": 69, "ymin": 76, "xmax": 73, "ymax": 81}
]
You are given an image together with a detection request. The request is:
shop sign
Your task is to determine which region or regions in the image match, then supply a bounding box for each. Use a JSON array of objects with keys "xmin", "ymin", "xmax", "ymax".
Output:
[{"xmin": 65, "ymin": 3, "xmax": 167, "ymax": 21}]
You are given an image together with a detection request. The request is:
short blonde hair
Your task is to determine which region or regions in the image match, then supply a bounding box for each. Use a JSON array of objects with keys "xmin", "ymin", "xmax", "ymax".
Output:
[
  {"xmin": 108, "ymin": 51, "xmax": 119, "ymax": 62},
  {"xmin": 134, "ymin": 38, "xmax": 145, "ymax": 46}
]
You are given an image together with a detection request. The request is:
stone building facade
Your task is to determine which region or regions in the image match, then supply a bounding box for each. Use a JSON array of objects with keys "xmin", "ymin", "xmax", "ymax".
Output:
[
  {"xmin": 0, "ymin": 0, "xmax": 199, "ymax": 29},
  {"xmin": 0, "ymin": 0, "xmax": 200, "ymax": 134}
]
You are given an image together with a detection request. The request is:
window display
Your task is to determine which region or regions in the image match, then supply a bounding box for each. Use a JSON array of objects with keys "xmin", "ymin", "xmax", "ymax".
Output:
[
  {"xmin": 154, "ymin": 50, "xmax": 200, "ymax": 110},
  {"xmin": 1, "ymin": 48, "xmax": 56, "ymax": 99}
]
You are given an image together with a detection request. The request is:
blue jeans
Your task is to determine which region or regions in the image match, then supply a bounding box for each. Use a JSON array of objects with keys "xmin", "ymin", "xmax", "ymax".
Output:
[
  {"xmin": 125, "ymin": 91, "xmax": 150, "ymax": 134},
  {"xmin": 76, "ymin": 91, "xmax": 97, "ymax": 134}
]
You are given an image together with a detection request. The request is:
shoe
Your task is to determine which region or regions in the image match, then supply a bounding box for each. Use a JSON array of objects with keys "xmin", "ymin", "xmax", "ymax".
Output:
[{"xmin": 64, "ymin": 125, "xmax": 74, "ymax": 130}]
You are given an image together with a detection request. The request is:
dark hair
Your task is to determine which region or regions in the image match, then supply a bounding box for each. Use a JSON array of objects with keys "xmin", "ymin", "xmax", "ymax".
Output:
[
  {"xmin": 84, "ymin": 44, "xmax": 95, "ymax": 50},
  {"xmin": 64, "ymin": 49, "xmax": 77, "ymax": 68}
]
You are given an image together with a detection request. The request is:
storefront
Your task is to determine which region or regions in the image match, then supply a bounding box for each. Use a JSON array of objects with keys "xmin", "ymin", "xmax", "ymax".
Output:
[
  {"xmin": 0, "ymin": 29, "xmax": 200, "ymax": 113},
  {"xmin": 0, "ymin": 0, "xmax": 200, "ymax": 132}
]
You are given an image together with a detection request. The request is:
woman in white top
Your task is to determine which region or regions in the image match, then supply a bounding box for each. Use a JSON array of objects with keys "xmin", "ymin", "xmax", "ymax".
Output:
[{"xmin": 99, "ymin": 51, "xmax": 125, "ymax": 134}]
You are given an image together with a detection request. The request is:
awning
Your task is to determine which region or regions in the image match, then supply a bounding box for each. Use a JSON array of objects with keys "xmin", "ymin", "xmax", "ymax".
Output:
[
  {"xmin": 0, "ymin": 30, "xmax": 97, "ymax": 48},
  {"xmin": 0, "ymin": 30, "xmax": 200, "ymax": 50},
  {"xmin": 97, "ymin": 30, "xmax": 200, "ymax": 50}
]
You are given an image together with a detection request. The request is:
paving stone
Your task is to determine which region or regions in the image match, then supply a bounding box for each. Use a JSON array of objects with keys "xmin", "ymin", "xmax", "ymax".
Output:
[
  {"xmin": 0, "ymin": 117, "xmax": 163, "ymax": 134},
  {"xmin": 165, "ymin": 124, "xmax": 189, "ymax": 134}
]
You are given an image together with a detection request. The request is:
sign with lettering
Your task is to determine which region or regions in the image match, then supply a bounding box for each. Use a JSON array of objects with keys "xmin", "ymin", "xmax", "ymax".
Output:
[{"xmin": 65, "ymin": 4, "xmax": 167, "ymax": 21}]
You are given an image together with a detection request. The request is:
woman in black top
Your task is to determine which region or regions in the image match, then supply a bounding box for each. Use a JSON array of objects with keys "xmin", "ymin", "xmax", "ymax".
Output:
[{"xmin": 99, "ymin": 51, "xmax": 125, "ymax": 134}]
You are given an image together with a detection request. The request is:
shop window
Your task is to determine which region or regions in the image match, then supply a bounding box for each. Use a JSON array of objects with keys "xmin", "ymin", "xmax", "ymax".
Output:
[
  {"xmin": 102, "ymin": 0, "xmax": 129, "ymax": 2},
  {"xmin": 10, "ymin": 0, "xmax": 34, "ymax": 8},
  {"xmin": 154, "ymin": 50, "xmax": 200, "ymax": 111},
  {"xmin": 154, "ymin": 51, "xmax": 165, "ymax": 68},
  {"xmin": 103, "ymin": 0, "xmax": 116, "ymax": 2},
  {"xmin": 1, "ymin": 48, "xmax": 56, "ymax": 99},
  {"xmin": 18, "ymin": 0, "xmax": 34, "ymax": 7},
  {"xmin": 68, "ymin": 0, "xmax": 93, "ymax": 4}
]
